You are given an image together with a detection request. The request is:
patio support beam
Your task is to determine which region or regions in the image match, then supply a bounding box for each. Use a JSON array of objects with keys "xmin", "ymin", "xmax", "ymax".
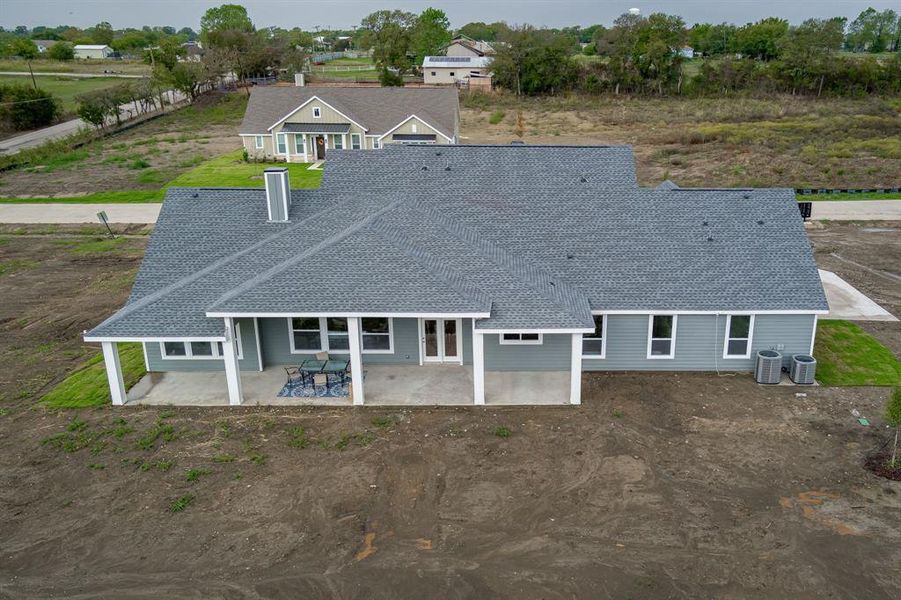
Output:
[
  {"xmin": 570, "ymin": 333, "xmax": 582, "ymax": 405},
  {"xmin": 348, "ymin": 317, "xmax": 365, "ymax": 405},
  {"xmin": 101, "ymin": 341, "xmax": 126, "ymax": 406},
  {"xmin": 472, "ymin": 324, "xmax": 485, "ymax": 405},
  {"xmin": 222, "ymin": 317, "xmax": 243, "ymax": 406}
]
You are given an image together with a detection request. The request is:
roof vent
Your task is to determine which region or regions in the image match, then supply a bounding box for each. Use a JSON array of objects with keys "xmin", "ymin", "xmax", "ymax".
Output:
[
  {"xmin": 702, "ymin": 221, "xmax": 709, "ymax": 226},
  {"xmin": 264, "ymin": 168, "xmax": 290, "ymax": 222},
  {"xmin": 757, "ymin": 219, "xmax": 764, "ymax": 225},
  {"xmin": 444, "ymin": 165, "xmax": 451, "ymax": 171},
  {"xmin": 191, "ymin": 192, "xmax": 199, "ymax": 198},
  {"xmin": 742, "ymin": 193, "xmax": 751, "ymax": 199},
  {"xmin": 707, "ymin": 236, "xmax": 714, "ymax": 242},
  {"xmin": 510, "ymin": 140, "xmax": 525, "ymax": 145},
  {"xmin": 566, "ymin": 254, "xmax": 574, "ymax": 260},
  {"xmin": 421, "ymin": 166, "xmax": 428, "ymax": 171},
  {"xmin": 579, "ymin": 177, "xmax": 587, "ymax": 183},
  {"xmin": 435, "ymin": 151, "xmax": 442, "ymax": 156}
]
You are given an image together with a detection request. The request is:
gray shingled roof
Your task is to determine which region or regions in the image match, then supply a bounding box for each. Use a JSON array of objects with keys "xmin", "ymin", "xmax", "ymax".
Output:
[
  {"xmin": 87, "ymin": 145, "xmax": 826, "ymax": 340},
  {"xmin": 239, "ymin": 86, "xmax": 459, "ymax": 139},
  {"xmin": 281, "ymin": 122, "xmax": 350, "ymax": 133}
]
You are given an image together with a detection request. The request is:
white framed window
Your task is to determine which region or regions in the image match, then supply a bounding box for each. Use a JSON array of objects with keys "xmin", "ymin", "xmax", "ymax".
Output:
[
  {"xmin": 312, "ymin": 106, "xmax": 321, "ymax": 118},
  {"xmin": 582, "ymin": 314, "xmax": 606, "ymax": 358},
  {"xmin": 430, "ymin": 71, "xmax": 436, "ymax": 76},
  {"xmin": 647, "ymin": 315, "xmax": 677, "ymax": 359},
  {"xmin": 161, "ymin": 325, "xmax": 243, "ymax": 360},
  {"xmin": 411, "ymin": 123, "xmax": 418, "ymax": 133},
  {"xmin": 723, "ymin": 314, "xmax": 754, "ymax": 358},
  {"xmin": 254, "ymin": 135, "xmax": 264, "ymax": 149},
  {"xmin": 326, "ymin": 317, "xmax": 349, "ymax": 351},
  {"xmin": 332, "ymin": 134, "xmax": 344, "ymax": 150},
  {"xmin": 372, "ymin": 139, "xmax": 380, "ymax": 149},
  {"xmin": 499, "ymin": 333, "xmax": 543, "ymax": 345},
  {"xmin": 350, "ymin": 133, "xmax": 361, "ymax": 150},
  {"xmin": 294, "ymin": 134, "xmax": 305, "ymax": 154},
  {"xmin": 287, "ymin": 317, "xmax": 394, "ymax": 354},
  {"xmin": 276, "ymin": 133, "xmax": 287, "ymax": 154},
  {"xmin": 361, "ymin": 318, "xmax": 393, "ymax": 353},
  {"xmin": 288, "ymin": 317, "xmax": 324, "ymax": 353}
]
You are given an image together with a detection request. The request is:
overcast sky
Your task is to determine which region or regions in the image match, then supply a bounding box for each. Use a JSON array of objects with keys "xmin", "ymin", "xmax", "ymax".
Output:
[{"xmin": 2, "ymin": 0, "xmax": 896, "ymax": 30}]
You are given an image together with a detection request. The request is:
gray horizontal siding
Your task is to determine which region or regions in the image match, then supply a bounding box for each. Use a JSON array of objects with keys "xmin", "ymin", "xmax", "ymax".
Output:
[
  {"xmin": 258, "ymin": 317, "xmax": 421, "ymax": 366},
  {"xmin": 484, "ymin": 333, "xmax": 571, "ymax": 371},
  {"xmin": 582, "ymin": 314, "xmax": 815, "ymax": 372},
  {"xmin": 145, "ymin": 318, "xmax": 259, "ymax": 372}
]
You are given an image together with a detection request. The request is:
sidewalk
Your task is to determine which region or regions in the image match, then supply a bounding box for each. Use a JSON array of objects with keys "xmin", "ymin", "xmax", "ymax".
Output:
[
  {"xmin": 810, "ymin": 200, "xmax": 901, "ymax": 221},
  {"xmin": 0, "ymin": 203, "xmax": 161, "ymax": 224}
]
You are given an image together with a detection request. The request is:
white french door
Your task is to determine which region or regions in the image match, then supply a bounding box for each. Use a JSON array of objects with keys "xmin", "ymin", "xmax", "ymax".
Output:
[{"xmin": 420, "ymin": 318, "xmax": 462, "ymax": 364}]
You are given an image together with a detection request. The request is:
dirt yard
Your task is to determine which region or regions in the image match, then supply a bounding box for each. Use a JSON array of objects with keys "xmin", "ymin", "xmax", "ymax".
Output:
[
  {"xmin": 460, "ymin": 94, "xmax": 901, "ymax": 189},
  {"xmin": 1, "ymin": 225, "xmax": 899, "ymax": 599},
  {"xmin": 0, "ymin": 93, "xmax": 246, "ymax": 197}
]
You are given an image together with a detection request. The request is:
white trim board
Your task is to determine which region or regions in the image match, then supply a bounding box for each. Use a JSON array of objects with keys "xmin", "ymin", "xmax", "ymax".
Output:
[
  {"xmin": 208, "ymin": 311, "xmax": 490, "ymax": 319},
  {"xmin": 722, "ymin": 314, "xmax": 755, "ymax": 359},
  {"xmin": 646, "ymin": 314, "xmax": 678, "ymax": 360},
  {"xmin": 593, "ymin": 309, "xmax": 828, "ymax": 316},
  {"xmin": 84, "ymin": 335, "xmax": 225, "ymax": 343}
]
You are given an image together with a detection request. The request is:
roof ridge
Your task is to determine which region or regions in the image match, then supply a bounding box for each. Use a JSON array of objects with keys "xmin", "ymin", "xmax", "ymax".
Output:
[
  {"xmin": 92, "ymin": 192, "xmax": 371, "ymax": 331},
  {"xmin": 208, "ymin": 199, "xmax": 406, "ymax": 310}
]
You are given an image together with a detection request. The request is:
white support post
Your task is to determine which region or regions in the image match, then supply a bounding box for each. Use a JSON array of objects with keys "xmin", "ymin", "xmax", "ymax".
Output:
[
  {"xmin": 284, "ymin": 132, "xmax": 291, "ymax": 163},
  {"xmin": 102, "ymin": 342, "xmax": 127, "ymax": 406},
  {"xmin": 348, "ymin": 317, "xmax": 365, "ymax": 405},
  {"xmin": 472, "ymin": 322, "xmax": 485, "ymax": 405},
  {"xmin": 301, "ymin": 134, "xmax": 308, "ymax": 162},
  {"xmin": 570, "ymin": 334, "xmax": 582, "ymax": 405},
  {"xmin": 222, "ymin": 317, "xmax": 243, "ymax": 406}
]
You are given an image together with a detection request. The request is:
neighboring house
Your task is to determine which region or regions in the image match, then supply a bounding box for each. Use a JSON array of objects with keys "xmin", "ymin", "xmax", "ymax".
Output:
[
  {"xmin": 85, "ymin": 145, "xmax": 828, "ymax": 408},
  {"xmin": 423, "ymin": 56, "xmax": 492, "ymax": 86},
  {"xmin": 679, "ymin": 47, "xmax": 695, "ymax": 59},
  {"xmin": 180, "ymin": 41, "xmax": 204, "ymax": 62},
  {"xmin": 74, "ymin": 44, "xmax": 113, "ymax": 59},
  {"xmin": 239, "ymin": 86, "xmax": 459, "ymax": 161},
  {"xmin": 445, "ymin": 35, "xmax": 495, "ymax": 57},
  {"xmin": 33, "ymin": 40, "xmax": 58, "ymax": 53}
]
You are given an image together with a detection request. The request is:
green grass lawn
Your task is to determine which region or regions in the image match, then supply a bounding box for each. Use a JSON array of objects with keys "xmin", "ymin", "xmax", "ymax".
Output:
[
  {"xmin": 798, "ymin": 192, "xmax": 901, "ymax": 201},
  {"xmin": 0, "ymin": 58, "xmax": 150, "ymax": 75},
  {"xmin": 41, "ymin": 342, "xmax": 146, "ymax": 408},
  {"xmin": 167, "ymin": 150, "xmax": 323, "ymax": 188},
  {"xmin": 814, "ymin": 320, "xmax": 901, "ymax": 386},
  {"xmin": 0, "ymin": 74, "xmax": 129, "ymax": 112}
]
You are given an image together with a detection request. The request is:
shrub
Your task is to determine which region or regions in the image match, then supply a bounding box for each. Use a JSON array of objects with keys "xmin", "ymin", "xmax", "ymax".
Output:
[
  {"xmin": 488, "ymin": 110, "xmax": 506, "ymax": 124},
  {"xmin": 0, "ymin": 84, "xmax": 59, "ymax": 130},
  {"xmin": 493, "ymin": 426, "xmax": 512, "ymax": 438}
]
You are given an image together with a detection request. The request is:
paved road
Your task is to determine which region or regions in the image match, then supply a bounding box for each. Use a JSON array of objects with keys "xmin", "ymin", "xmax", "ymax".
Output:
[
  {"xmin": 0, "ymin": 203, "xmax": 161, "ymax": 224},
  {"xmin": 0, "ymin": 71, "xmax": 145, "ymax": 79},
  {"xmin": 1, "ymin": 200, "xmax": 898, "ymax": 225},
  {"xmin": 810, "ymin": 200, "xmax": 901, "ymax": 221},
  {"xmin": 0, "ymin": 89, "xmax": 186, "ymax": 155}
]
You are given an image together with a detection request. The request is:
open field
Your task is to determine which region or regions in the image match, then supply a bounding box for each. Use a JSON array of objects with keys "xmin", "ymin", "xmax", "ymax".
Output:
[
  {"xmin": 0, "ymin": 74, "xmax": 132, "ymax": 112},
  {"xmin": 461, "ymin": 94, "xmax": 901, "ymax": 189},
  {"xmin": 0, "ymin": 221, "xmax": 898, "ymax": 597},
  {"xmin": 0, "ymin": 58, "xmax": 151, "ymax": 76}
]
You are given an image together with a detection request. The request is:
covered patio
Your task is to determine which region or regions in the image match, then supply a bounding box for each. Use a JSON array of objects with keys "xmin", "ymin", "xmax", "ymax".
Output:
[{"xmin": 125, "ymin": 365, "xmax": 571, "ymax": 407}]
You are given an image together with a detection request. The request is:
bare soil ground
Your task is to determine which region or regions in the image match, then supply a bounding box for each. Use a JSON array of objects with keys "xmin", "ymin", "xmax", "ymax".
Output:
[
  {"xmin": 460, "ymin": 94, "xmax": 901, "ymax": 189},
  {"xmin": 1, "ymin": 226, "xmax": 899, "ymax": 599},
  {"xmin": 808, "ymin": 221, "xmax": 901, "ymax": 355},
  {"xmin": 0, "ymin": 93, "xmax": 246, "ymax": 197}
]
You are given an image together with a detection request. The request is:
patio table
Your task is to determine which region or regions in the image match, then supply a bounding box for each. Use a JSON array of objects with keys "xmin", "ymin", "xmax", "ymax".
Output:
[
  {"xmin": 321, "ymin": 359, "xmax": 350, "ymax": 381},
  {"xmin": 299, "ymin": 359, "xmax": 326, "ymax": 373}
]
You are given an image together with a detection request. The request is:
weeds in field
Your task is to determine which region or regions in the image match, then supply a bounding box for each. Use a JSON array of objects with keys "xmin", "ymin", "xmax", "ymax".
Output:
[
  {"xmin": 67, "ymin": 418, "xmax": 87, "ymax": 432},
  {"xmin": 612, "ymin": 409, "xmax": 624, "ymax": 418},
  {"xmin": 87, "ymin": 463, "xmax": 104, "ymax": 470},
  {"xmin": 213, "ymin": 453, "xmax": 234, "ymax": 463},
  {"xmin": 0, "ymin": 259, "xmax": 39, "ymax": 277},
  {"xmin": 249, "ymin": 452, "xmax": 267, "ymax": 465},
  {"xmin": 129, "ymin": 158, "xmax": 150, "ymax": 169},
  {"xmin": 135, "ymin": 421, "xmax": 176, "ymax": 451},
  {"xmin": 489, "ymin": 110, "xmax": 505, "ymax": 124},
  {"xmin": 334, "ymin": 432, "xmax": 376, "ymax": 450},
  {"xmin": 287, "ymin": 426, "xmax": 308, "ymax": 448},
  {"xmin": 370, "ymin": 416, "xmax": 396, "ymax": 429},
  {"xmin": 493, "ymin": 426, "xmax": 512, "ymax": 438},
  {"xmin": 158, "ymin": 409, "xmax": 176, "ymax": 419},
  {"xmin": 185, "ymin": 467, "xmax": 211, "ymax": 482},
  {"xmin": 170, "ymin": 494, "xmax": 194, "ymax": 513}
]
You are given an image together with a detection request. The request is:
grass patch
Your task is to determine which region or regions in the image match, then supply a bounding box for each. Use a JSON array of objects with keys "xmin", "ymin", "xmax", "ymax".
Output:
[
  {"xmin": 0, "ymin": 258, "xmax": 39, "ymax": 277},
  {"xmin": 286, "ymin": 426, "xmax": 309, "ymax": 448},
  {"xmin": 0, "ymin": 190, "xmax": 164, "ymax": 203},
  {"xmin": 493, "ymin": 426, "xmax": 512, "ymax": 438},
  {"xmin": 370, "ymin": 415, "xmax": 397, "ymax": 429},
  {"xmin": 213, "ymin": 453, "xmax": 235, "ymax": 463},
  {"xmin": 488, "ymin": 110, "xmax": 506, "ymax": 125},
  {"xmin": 128, "ymin": 158, "xmax": 150, "ymax": 170},
  {"xmin": 135, "ymin": 421, "xmax": 176, "ymax": 451},
  {"xmin": 166, "ymin": 150, "xmax": 323, "ymax": 189},
  {"xmin": 185, "ymin": 467, "xmax": 211, "ymax": 482},
  {"xmin": 170, "ymin": 494, "xmax": 194, "ymax": 513},
  {"xmin": 40, "ymin": 342, "xmax": 146, "ymax": 408},
  {"xmin": 799, "ymin": 192, "xmax": 901, "ymax": 201},
  {"xmin": 0, "ymin": 74, "xmax": 129, "ymax": 112},
  {"xmin": 814, "ymin": 320, "xmax": 901, "ymax": 386}
]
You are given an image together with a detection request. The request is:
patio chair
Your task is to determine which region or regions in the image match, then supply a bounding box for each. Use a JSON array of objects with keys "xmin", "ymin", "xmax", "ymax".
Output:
[
  {"xmin": 312, "ymin": 373, "xmax": 329, "ymax": 395},
  {"xmin": 284, "ymin": 366, "xmax": 303, "ymax": 385},
  {"xmin": 315, "ymin": 351, "xmax": 329, "ymax": 361}
]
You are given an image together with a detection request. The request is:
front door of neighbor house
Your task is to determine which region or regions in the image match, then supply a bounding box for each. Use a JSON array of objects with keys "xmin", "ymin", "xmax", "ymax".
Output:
[
  {"xmin": 315, "ymin": 136, "xmax": 326, "ymax": 160},
  {"xmin": 422, "ymin": 319, "xmax": 461, "ymax": 363}
]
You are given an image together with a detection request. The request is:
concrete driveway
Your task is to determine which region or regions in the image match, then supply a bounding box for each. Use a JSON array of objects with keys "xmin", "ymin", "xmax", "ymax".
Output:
[
  {"xmin": 0, "ymin": 203, "xmax": 161, "ymax": 224},
  {"xmin": 811, "ymin": 200, "xmax": 901, "ymax": 221},
  {"xmin": 818, "ymin": 269, "xmax": 898, "ymax": 321}
]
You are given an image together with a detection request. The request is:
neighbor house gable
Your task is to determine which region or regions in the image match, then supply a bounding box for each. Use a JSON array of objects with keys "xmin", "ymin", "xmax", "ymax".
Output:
[
  {"xmin": 266, "ymin": 95, "xmax": 368, "ymax": 134},
  {"xmin": 377, "ymin": 114, "xmax": 454, "ymax": 143}
]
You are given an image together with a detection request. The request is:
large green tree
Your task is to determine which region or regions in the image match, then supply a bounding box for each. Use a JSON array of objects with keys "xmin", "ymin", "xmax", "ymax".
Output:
[
  {"xmin": 11, "ymin": 38, "xmax": 38, "ymax": 89},
  {"xmin": 491, "ymin": 26, "xmax": 579, "ymax": 95},
  {"xmin": 200, "ymin": 3, "xmax": 254, "ymax": 45},
  {"xmin": 846, "ymin": 7, "xmax": 899, "ymax": 53},
  {"xmin": 733, "ymin": 17, "xmax": 789, "ymax": 60},
  {"xmin": 358, "ymin": 10, "xmax": 416, "ymax": 73},
  {"xmin": 779, "ymin": 18, "xmax": 846, "ymax": 95},
  {"xmin": 410, "ymin": 7, "xmax": 451, "ymax": 65}
]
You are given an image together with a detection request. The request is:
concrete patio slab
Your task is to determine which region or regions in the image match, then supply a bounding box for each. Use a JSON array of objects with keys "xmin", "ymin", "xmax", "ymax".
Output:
[
  {"xmin": 810, "ymin": 200, "xmax": 901, "ymax": 221},
  {"xmin": 818, "ymin": 269, "xmax": 898, "ymax": 321},
  {"xmin": 126, "ymin": 364, "xmax": 572, "ymax": 406}
]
